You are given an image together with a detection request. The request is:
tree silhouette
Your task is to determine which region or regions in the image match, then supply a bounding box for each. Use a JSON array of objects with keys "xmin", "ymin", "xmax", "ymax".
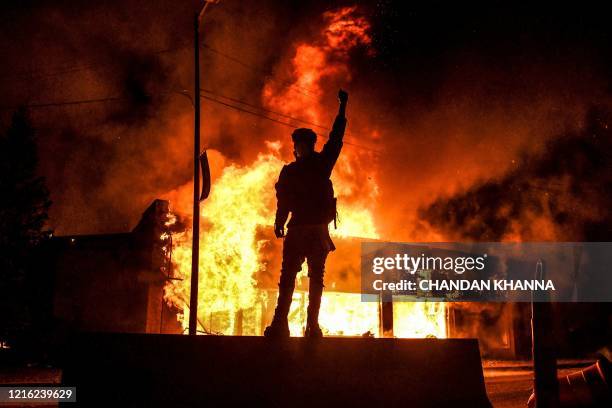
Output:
[{"xmin": 0, "ymin": 108, "xmax": 51, "ymax": 345}]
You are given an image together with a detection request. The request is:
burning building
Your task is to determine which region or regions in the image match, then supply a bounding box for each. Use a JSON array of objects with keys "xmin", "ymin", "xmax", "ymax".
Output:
[
  {"xmin": 46, "ymin": 7, "xmax": 532, "ymax": 353},
  {"xmin": 42, "ymin": 198, "xmax": 528, "ymax": 359},
  {"xmin": 42, "ymin": 200, "xmax": 181, "ymax": 334},
  {"xmin": 10, "ymin": 2, "xmax": 608, "ymax": 364}
]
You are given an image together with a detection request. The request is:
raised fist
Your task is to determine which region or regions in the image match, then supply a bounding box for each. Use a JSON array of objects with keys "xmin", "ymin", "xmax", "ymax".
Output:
[{"xmin": 338, "ymin": 89, "xmax": 348, "ymax": 104}]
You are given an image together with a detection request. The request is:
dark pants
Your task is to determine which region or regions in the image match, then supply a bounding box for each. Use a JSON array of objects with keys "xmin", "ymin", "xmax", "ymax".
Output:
[{"xmin": 272, "ymin": 225, "xmax": 334, "ymax": 326}]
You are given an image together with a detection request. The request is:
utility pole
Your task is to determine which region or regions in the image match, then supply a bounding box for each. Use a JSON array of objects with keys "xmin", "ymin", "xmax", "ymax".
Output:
[
  {"xmin": 189, "ymin": 0, "xmax": 219, "ymax": 336},
  {"xmin": 531, "ymin": 260, "xmax": 560, "ymax": 407}
]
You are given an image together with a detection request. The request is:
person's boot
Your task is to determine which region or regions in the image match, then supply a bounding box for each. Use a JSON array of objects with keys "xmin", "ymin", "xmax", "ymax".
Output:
[
  {"xmin": 264, "ymin": 319, "xmax": 289, "ymax": 338},
  {"xmin": 264, "ymin": 285, "xmax": 293, "ymax": 338},
  {"xmin": 304, "ymin": 323, "xmax": 323, "ymax": 338},
  {"xmin": 305, "ymin": 279, "xmax": 324, "ymax": 338}
]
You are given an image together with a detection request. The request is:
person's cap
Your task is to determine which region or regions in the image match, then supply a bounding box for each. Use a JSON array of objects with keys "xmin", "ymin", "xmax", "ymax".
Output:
[{"xmin": 291, "ymin": 128, "xmax": 317, "ymax": 145}]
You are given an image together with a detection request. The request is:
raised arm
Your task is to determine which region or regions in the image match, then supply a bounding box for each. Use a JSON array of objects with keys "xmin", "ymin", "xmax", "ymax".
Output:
[
  {"xmin": 321, "ymin": 89, "xmax": 349, "ymax": 172},
  {"xmin": 337, "ymin": 89, "xmax": 348, "ymax": 119}
]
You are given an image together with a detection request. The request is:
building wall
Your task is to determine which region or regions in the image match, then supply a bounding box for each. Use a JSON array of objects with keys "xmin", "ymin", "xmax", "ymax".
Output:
[{"xmin": 46, "ymin": 200, "xmax": 181, "ymax": 334}]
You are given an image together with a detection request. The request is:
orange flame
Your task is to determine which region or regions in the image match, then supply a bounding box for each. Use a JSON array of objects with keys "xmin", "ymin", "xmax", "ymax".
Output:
[{"xmin": 163, "ymin": 6, "xmax": 446, "ymax": 338}]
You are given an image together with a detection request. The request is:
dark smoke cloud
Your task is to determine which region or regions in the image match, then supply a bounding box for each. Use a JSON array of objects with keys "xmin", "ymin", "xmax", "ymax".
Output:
[
  {"xmin": 419, "ymin": 106, "xmax": 612, "ymax": 241},
  {"xmin": 0, "ymin": 1, "xmax": 303, "ymax": 234},
  {"xmin": 1, "ymin": 1, "xmax": 611, "ymax": 239}
]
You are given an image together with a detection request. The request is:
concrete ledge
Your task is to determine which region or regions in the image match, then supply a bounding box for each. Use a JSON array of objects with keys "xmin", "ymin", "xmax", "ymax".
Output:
[{"xmin": 61, "ymin": 333, "xmax": 491, "ymax": 407}]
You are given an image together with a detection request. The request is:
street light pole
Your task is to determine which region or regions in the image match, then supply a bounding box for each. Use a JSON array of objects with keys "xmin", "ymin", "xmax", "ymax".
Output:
[
  {"xmin": 188, "ymin": 11, "xmax": 201, "ymax": 336},
  {"xmin": 189, "ymin": 0, "xmax": 218, "ymax": 336}
]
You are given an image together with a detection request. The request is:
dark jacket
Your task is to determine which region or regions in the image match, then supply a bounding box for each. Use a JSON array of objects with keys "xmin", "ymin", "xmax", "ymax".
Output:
[{"xmin": 275, "ymin": 115, "xmax": 347, "ymax": 228}]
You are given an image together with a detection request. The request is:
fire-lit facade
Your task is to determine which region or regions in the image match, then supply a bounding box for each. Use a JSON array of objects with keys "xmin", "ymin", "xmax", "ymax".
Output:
[{"xmin": 42, "ymin": 200, "xmax": 529, "ymax": 359}]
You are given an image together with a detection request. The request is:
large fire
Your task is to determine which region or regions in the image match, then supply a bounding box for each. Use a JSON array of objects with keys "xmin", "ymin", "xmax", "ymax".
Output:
[{"xmin": 163, "ymin": 6, "xmax": 447, "ymax": 338}]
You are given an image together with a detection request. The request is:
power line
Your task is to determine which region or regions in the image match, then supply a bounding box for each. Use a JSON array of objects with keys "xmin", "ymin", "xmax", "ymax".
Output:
[
  {"xmin": 0, "ymin": 91, "xmax": 382, "ymax": 154},
  {"xmin": 200, "ymin": 88, "xmax": 377, "ymax": 148},
  {"xmin": 201, "ymin": 88, "xmax": 326, "ymax": 130},
  {"xmin": 0, "ymin": 41, "xmax": 313, "ymax": 105},
  {"xmin": 0, "ymin": 44, "xmax": 190, "ymax": 81},
  {"xmin": 0, "ymin": 41, "xmax": 331, "ymax": 129},
  {"xmin": 200, "ymin": 94, "xmax": 302, "ymax": 128},
  {"xmin": 200, "ymin": 93, "xmax": 382, "ymax": 154},
  {"xmin": 0, "ymin": 96, "xmax": 125, "ymax": 111},
  {"xmin": 200, "ymin": 43, "xmax": 322, "ymax": 102},
  {"xmin": 1, "ymin": 30, "xmax": 345, "ymax": 128},
  {"xmin": 1, "ymin": 40, "xmax": 331, "ymax": 116}
]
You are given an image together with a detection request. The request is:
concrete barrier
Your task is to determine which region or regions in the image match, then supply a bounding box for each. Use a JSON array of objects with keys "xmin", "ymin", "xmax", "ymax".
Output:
[{"xmin": 61, "ymin": 333, "xmax": 491, "ymax": 407}]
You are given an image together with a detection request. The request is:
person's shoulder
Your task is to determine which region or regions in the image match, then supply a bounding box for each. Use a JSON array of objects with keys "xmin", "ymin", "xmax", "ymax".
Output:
[
  {"xmin": 285, "ymin": 160, "xmax": 299, "ymax": 170},
  {"xmin": 280, "ymin": 161, "xmax": 299, "ymax": 177}
]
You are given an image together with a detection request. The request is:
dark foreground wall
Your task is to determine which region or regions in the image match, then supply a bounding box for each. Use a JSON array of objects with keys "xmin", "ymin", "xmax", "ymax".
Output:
[
  {"xmin": 41, "ymin": 200, "xmax": 181, "ymax": 335},
  {"xmin": 61, "ymin": 333, "xmax": 491, "ymax": 408}
]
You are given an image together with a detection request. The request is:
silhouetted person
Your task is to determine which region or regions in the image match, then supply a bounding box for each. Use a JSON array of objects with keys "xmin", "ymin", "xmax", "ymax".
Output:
[{"xmin": 265, "ymin": 89, "xmax": 348, "ymax": 338}]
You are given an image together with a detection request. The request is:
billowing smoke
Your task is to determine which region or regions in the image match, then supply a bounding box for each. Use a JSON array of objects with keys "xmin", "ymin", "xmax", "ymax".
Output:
[
  {"xmin": 1, "ymin": 1, "xmax": 610, "ymax": 243},
  {"xmin": 0, "ymin": 1, "xmax": 286, "ymax": 233},
  {"xmin": 419, "ymin": 106, "xmax": 612, "ymax": 241}
]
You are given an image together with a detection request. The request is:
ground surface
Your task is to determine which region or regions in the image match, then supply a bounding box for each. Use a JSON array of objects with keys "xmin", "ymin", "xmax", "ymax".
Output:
[
  {"xmin": 483, "ymin": 359, "xmax": 594, "ymax": 408},
  {"xmin": 0, "ymin": 360, "xmax": 593, "ymax": 407}
]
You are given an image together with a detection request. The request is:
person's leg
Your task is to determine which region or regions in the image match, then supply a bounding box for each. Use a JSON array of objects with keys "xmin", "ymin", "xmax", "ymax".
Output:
[
  {"xmin": 265, "ymin": 231, "xmax": 304, "ymax": 337},
  {"xmin": 305, "ymin": 249, "xmax": 328, "ymax": 337}
]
